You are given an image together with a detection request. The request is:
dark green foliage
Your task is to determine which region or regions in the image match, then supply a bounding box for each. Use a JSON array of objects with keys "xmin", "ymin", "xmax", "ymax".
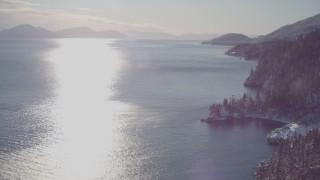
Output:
[
  {"xmin": 223, "ymin": 98, "xmax": 228, "ymax": 107},
  {"xmin": 223, "ymin": 30, "xmax": 320, "ymax": 180},
  {"xmin": 212, "ymin": 31, "xmax": 320, "ymax": 122},
  {"xmin": 227, "ymin": 30, "xmax": 320, "ymax": 122},
  {"xmin": 209, "ymin": 103, "xmax": 222, "ymax": 116},
  {"xmin": 210, "ymin": 93, "xmax": 261, "ymax": 116},
  {"xmin": 260, "ymin": 31, "xmax": 320, "ymax": 120},
  {"xmin": 209, "ymin": 30, "xmax": 320, "ymax": 180},
  {"xmin": 255, "ymin": 128, "xmax": 320, "ymax": 180},
  {"xmin": 226, "ymin": 40, "xmax": 288, "ymax": 60},
  {"xmin": 247, "ymin": 31, "xmax": 320, "ymax": 180}
]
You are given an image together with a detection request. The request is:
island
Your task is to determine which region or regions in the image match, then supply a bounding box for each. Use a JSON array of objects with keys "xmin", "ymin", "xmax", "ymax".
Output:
[{"xmin": 201, "ymin": 33, "xmax": 252, "ymax": 46}]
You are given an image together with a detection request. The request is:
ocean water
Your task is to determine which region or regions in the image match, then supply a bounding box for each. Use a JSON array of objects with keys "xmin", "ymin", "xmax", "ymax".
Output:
[{"xmin": 0, "ymin": 39, "xmax": 283, "ymax": 180}]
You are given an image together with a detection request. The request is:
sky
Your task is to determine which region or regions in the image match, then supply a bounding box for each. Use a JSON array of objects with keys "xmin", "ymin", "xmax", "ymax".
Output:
[{"xmin": 0, "ymin": 0, "xmax": 320, "ymax": 35}]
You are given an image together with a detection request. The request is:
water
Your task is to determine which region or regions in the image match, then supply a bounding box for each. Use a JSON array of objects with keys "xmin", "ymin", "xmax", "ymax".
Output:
[{"xmin": 0, "ymin": 39, "xmax": 283, "ymax": 180}]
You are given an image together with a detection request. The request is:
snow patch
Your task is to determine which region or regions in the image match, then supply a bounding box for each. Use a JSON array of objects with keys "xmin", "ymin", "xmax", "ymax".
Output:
[{"xmin": 267, "ymin": 123, "xmax": 306, "ymax": 145}]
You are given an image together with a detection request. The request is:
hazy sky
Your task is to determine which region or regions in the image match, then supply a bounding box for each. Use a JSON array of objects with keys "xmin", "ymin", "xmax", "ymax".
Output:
[{"xmin": 0, "ymin": 0, "xmax": 320, "ymax": 35}]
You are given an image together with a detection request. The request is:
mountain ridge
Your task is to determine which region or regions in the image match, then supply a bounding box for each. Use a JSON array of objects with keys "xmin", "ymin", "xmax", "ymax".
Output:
[
  {"xmin": 226, "ymin": 13, "xmax": 320, "ymax": 59},
  {"xmin": 0, "ymin": 24, "xmax": 58, "ymax": 39},
  {"xmin": 0, "ymin": 24, "xmax": 219, "ymax": 40},
  {"xmin": 257, "ymin": 13, "xmax": 320, "ymax": 42}
]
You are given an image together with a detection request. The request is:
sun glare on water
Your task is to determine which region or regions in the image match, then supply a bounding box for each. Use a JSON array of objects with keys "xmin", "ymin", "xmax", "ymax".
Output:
[{"xmin": 42, "ymin": 38, "xmax": 130, "ymax": 179}]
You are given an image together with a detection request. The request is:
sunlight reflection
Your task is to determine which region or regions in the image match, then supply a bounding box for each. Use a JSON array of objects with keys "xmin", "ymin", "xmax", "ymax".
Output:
[{"xmin": 45, "ymin": 39, "xmax": 129, "ymax": 179}]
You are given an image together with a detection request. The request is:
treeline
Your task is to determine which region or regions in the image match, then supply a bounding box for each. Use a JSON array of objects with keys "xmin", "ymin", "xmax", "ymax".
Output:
[
  {"xmin": 209, "ymin": 93, "xmax": 263, "ymax": 117},
  {"xmin": 220, "ymin": 30, "xmax": 320, "ymax": 180},
  {"xmin": 254, "ymin": 128, "xmax": 320, "ymax": 179},
  {"xmin": 258, "ymin": 30, "xmax": 320, "ymax": 122},
  {"xmin": 207, "ymin": 29, "xmax": 320, "ymax": 180},
  {"xmin": 211, "ymin": 30, "xmax": 320, "ymax": 123}
]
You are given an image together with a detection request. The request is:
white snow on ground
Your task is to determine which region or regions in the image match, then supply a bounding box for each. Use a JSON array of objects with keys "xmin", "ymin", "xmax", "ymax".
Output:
[{"xmin": 266, "ymin": 123, "xmax": 312, "ymax": 145}]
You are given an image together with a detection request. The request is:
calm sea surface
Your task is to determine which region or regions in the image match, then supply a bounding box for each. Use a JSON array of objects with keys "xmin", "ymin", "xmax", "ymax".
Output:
[{"xmin": 0, "ymin": 39, "xmax": 283, "ymax": 180}]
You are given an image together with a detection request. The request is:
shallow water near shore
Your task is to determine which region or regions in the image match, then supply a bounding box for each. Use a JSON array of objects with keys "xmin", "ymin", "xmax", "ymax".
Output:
[{"xmin": 0, "ymin": 39, "xmax": 283, "ymax": 179}]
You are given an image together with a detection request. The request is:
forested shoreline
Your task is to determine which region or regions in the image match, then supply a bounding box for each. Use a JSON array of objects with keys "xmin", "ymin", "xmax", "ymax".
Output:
[
  {"xmin": 208, "ymin": 30, "xmax": 320, "ymax": 124},
  {"xmin": 207, "ymin": 30, "xmax": 320, "ymax": 179}
]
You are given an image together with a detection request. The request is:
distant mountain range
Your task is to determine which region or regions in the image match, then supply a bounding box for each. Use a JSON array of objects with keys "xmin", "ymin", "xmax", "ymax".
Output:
[
  {"xmin": 55, "ymin": 26, "xmax": 125, "ymax": 38},
  {"xmin": 0, "ymin": 24, "xmax": 58, "ymax": 39},
  {"xmin": 0, "ymin": 24, "xmax": 218, "ymax": 40},
  {"xmin": 2, "ymin": 13, "xmax": 319, "ymax": 41}
]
